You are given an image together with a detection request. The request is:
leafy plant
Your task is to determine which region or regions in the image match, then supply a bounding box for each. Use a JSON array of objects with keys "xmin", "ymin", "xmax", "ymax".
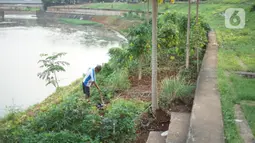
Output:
[
  {"xmin": 37, "ymin": 52, "xmax": 70, "ymax": 88},
  {"xmin": 127, "ymin": 22, "xmax": 151, "ymax": 80},
  {"xmin": 251, "ymin": 4, "xmax": 255, "ymax": 12},
  {"xmin": 100, "ymin": 99, "xmax": 147, "ymax": 143},
  {"xmin": 108, "ymin": 47, "xmax": 130, "ymax": 70},
  {"xmin": 106, "ymin": 68, "xmax": 131, "ymax": 92},
  {"xmin": 21, "ymin": 130, "xmax": 94, "ymax": 143},
  {"xmin": 159, "ymin": 76, "xmax": 195, "ymax": 109}
]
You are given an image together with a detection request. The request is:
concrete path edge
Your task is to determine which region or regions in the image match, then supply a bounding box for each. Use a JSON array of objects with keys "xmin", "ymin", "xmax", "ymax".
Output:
[{"xmin": 186, "ymin": 31, "xmax": 225, "ymax": 143}]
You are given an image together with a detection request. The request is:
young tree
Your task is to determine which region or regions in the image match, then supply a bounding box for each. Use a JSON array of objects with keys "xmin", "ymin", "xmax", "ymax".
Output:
[
  {"xmin": 185, "ymin": 0, "xmax": 191, "ymax": 69},
  {"xmin": 128, "ymin": 23, "xmax": 151, "ymax": 81},
  {"xmin": 151, "ymin": 0, "xmax": 159, "ymax": 113},
  {"xmin": 37, "ymin": 52, "xmax": 70, "ymax": 88}
]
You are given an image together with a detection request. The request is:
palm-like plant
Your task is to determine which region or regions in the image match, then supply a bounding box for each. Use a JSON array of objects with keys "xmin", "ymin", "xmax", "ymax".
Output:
[{"xmin": 37, "ymin": 52, "xmax": 70, "ymax": 88}]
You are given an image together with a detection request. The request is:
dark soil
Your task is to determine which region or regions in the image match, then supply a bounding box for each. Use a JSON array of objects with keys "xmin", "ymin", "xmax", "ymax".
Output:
[
  {"xmin": 135, "ymin": 108, "xmax": 170, "ymax": 143},
  {"xmin": 117, "ymin": 76, "xmax": 152, "ymax": 102},
  {"xmin": 170, "ymin": 98, "xmax": 194, "ymax": 113},
  {"xmin": 129, "ymin": 76, "xmax": 151, "ymax": 91}
]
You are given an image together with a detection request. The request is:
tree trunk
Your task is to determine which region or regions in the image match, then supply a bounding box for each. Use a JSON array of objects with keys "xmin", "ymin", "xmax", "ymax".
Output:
[
  {"xmin": 196, "ymin": 0, "xmax": 200, "ymax": 73},
  {"xmin": 54, "ymin": 71, "xmax": 59, "ymax": 88},
  {"xmin": 185, "ymin": 0, "xmax": 191, "ymax": 69},
  {"xmin": 151, "ymin": 0, "xmax": 158, "ymax": 114},
  {"xmin": 138, "ymin": 55, "xmax": 143, "ymax": 80}
]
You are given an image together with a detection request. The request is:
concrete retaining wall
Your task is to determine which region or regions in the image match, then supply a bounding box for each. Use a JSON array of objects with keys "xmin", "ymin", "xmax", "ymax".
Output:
[
  {"xmin": 186, "ymin": 31, "xmax": 224, "ymax": 143},
  {"xmin": 47, "ymin": 7, "xmax": 125, "ymax": 16},
  {"xmin": 36, "ymin": 10, "xmax": 94, "ymax": 20}
]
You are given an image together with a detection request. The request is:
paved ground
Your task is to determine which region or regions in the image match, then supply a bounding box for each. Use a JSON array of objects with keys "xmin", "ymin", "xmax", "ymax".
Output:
[
  {"xmin": 186, "ymin": 31, "xmax": 225, "ymax": 143},
  {"xmin": 166, "ymin": 112, "xmax": 190, "ymax": 143}
]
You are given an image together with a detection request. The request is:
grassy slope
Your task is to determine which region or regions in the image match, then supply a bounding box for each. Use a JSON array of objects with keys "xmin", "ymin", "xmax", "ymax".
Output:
[
  {"xmin": 23, "ymin": 7, "xmax": 40, "ymax": 11},
  {"xmin": 59, "ymin": 18, "xmax": 102, "ymax": 26},
  {"xmin": 82, "ymin": 2, "xmax": 255, "ymax": 142}
]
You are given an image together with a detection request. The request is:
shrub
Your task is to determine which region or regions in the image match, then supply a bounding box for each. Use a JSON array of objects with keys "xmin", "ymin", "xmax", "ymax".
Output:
[
  {"xmin": 108, "ymin": 47, "xmax": 130, "ymax": 70},
  {"xmin": 100, "ymin": 99, "xmax": 147, "ymax": 143},
  {"xmin": 159, "ymin": 77, "xmax": 195, "ymax": 109},
  {"xmin": 164, "ymin": 4, "xmax": 171, "ymax": 11},
  {"xmin": 251, "ymin": 4, "xmax": 255, "ymax": 12},
  {"xmin": 106, "ymin": 68, "xmax": 130, "ymax": 92},
  {"xmin": 21, "ymin": 130, "xmax": 94, "ymax": 143}
]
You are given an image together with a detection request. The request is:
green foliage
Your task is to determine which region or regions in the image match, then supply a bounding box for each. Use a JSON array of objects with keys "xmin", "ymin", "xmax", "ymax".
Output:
[
  {"xmin": 126, "ymin": 22, "xmax": 151, "ymax": 78},
  {"xmin": 127, "ymin": 22, "xmax": 151, "ymax": 58},
  {"xmin": 106, "ymin": 68, "xmax": 131, "ymax": 92},
  {"xmin": 0, "ymin": 87, "xmax": 147, "ymax": 143},
  {"xmin": 59, "ymin": 18, "xmax": 102, "ymax": 26},
  {"xmin": 108, "ymin": 47, "xmax": 130, "ymax": 70},
  {"xmin": 157, "ymin": 11, "xmax": 209, "ymax": 68},
  {"xmin": 101, "ymin": 99, "xmax": 147, "ymax": 143},
  {"xmin": 241, "ymin": 104, "xmax": 255, "ymax": 136},
  {"xmin": 190, "ymin": 20, "xmax": 208, "ymax": 56},
  {"xmin": 21, "ymin": 131, "xmax": 94, "ymax": 143},
  {"xmin": 251, "ymin": 4, "xmax": 255, "ymax": 12},
  {"xmin": 89, "ymin": 67, "xmax": 130, "ymax": 103},
  {"xmin": 123, "ymin": 11, "xmax": 142, "ymax": 19},
  {"xmin": 159, "ymin": 76, "xmax": 195, "ymax": 109},
  {"xmin": 37, "ymin": 52, "xmax": 69, "ymax": 88}
]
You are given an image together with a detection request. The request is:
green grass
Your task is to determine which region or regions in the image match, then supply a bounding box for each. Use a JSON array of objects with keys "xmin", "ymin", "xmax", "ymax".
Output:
[
  {"xmin": 217, "ymin": 70, "xmax": 243, "ymax": 143},
  {"xmin": 23, "ymin": 7, "xmax": 40, "ymax": 11},
  {"xmin": 59, "ymin": 18, "xmax": 102, "ymax": 26},
  {"xmin": 214, "ymin": 4, "xmax": 255, "ymax": 142},
  {"xmin": 241, "ymin": 104, "xmax": 255, "ymax": 136},
  {"xmin": 81, "ymin": 3, "xmax": 151, "ymax": 11}
]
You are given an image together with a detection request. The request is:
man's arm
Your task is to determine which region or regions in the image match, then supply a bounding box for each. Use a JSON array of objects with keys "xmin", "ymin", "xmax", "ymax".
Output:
[
  {"xmin": 92, "ymin": 81, "xmax": 101, "ymax": 93},
  {"xmin": 90, "ymin": 68, "xmax": 101, "ymax": 92}
]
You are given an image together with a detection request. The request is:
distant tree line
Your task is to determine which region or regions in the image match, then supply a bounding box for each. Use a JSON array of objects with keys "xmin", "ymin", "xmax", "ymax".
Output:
[{"xmin": 42, "ymin": 0, "xmax": 90, "ymax": 10}]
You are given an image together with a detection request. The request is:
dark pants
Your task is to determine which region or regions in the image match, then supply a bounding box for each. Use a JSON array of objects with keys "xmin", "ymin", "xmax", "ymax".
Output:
[{"xmin": 82, "ymin": 82, "xmax": 90, "ymax": 97}]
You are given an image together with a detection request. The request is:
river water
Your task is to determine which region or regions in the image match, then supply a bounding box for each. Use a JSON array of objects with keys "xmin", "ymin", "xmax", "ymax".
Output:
[{"xmin": 0, "ymin": 16, "xmax": 126, "ymax": 117}]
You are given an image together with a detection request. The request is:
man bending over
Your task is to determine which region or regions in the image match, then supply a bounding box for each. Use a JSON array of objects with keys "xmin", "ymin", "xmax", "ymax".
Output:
[{"xmin": 82, "ymin": 65, "xmax": 102, "ymax": 99}]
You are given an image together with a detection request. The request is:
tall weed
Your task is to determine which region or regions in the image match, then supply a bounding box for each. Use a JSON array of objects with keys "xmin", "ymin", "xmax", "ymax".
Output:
[
  {"xmin": 159, "ymin": 76, "xmax": 195, "ymax": 109},
  {"xmin": 105, "ymin": 68, "xmax": 130, "ymax": 92}
]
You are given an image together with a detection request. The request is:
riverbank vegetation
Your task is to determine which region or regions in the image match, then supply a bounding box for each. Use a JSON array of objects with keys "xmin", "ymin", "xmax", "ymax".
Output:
[
  {"xmin": 59, "ymin": 18, "xmax": 103, "ymax": 26},
  {"xmin": 0, "ymin": 10, "xmax": 209, "ymax": 143}
]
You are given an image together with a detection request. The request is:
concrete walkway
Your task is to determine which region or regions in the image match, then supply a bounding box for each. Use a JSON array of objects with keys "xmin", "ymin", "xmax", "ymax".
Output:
[{"xmin": 186, "ymin": 31, "xmax": 225, "ymax": 143}]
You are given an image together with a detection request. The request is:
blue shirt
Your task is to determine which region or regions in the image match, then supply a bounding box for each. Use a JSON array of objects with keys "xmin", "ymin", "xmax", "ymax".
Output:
[{"xmin": 83, "ymin": 68, "xmax": 96, "ymax": 87}]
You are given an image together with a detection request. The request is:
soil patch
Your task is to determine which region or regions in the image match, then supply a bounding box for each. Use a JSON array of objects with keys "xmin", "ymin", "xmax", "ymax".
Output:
[
  {"xmin": 170, "ymin": 98, "xmax": 194, "ymax": 113},
  {"xmin": 129, "ymin": 76, "xmax": 151, "ymax": 92},
  {"xmin": 117, "ymin": 76, "xmax": 151, "ymax": 102},
  {"xmin": 134, "ymin": 97, "xmax": 193, "ymax": 143},
  {"xmin": 135, "ymin": 109, "xmax": 170, "ymax": 143},
  {"xmin": 91, "ymin": 16, "xmax": 142, "ymax": 33}
]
